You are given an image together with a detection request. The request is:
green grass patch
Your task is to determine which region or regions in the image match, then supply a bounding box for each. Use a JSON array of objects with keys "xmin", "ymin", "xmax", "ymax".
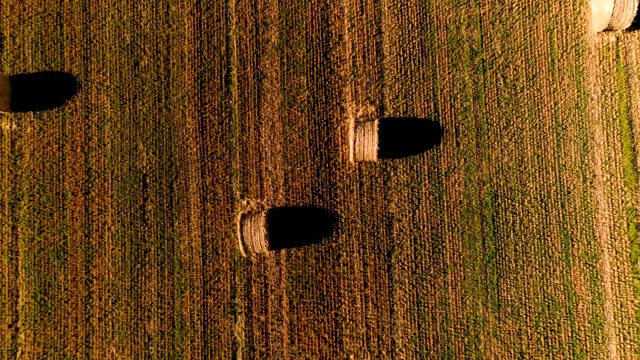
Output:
[{"xmin": 615, "ymin": 39, "xmax": 640, "ymax": 344}]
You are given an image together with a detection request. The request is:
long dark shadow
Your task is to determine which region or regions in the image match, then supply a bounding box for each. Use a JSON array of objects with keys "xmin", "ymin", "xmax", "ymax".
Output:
[
  {"xmin": 266, "ymin": 206, "xmax": 339, "ymax": 251},
  {"xmin": 10, "ymin": 71, "xmax": 79, "ymax": 112},
  {"xmin": 378, "ymin": 117, "xmax": 443, "ymax": 159}
]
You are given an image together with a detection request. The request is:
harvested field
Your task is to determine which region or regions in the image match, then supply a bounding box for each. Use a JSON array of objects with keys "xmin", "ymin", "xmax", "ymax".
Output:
[{"xmin": 1, "ymin": 0, "xmax": 640, "ymax": 358}]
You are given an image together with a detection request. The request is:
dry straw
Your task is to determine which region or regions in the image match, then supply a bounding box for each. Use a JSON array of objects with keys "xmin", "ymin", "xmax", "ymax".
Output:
[
  {"xmin": 237, "ymin": 210, "xmax": 270, "ymax": 256},
  {"xmin": 0, "ymin": 74, "xmax": 10, "ymax": 113},
  {"xmin": 590, "ymin": 0, "xmax": 638, "ymax": 32},
  {"xmin": 349, "ymin": 119, "xmax": 379, "ymax": 162}
]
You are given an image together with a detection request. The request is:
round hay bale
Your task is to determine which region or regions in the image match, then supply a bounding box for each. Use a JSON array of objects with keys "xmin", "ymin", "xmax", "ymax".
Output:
[
  {"xmin": 608, "ymin": 0, "xmax": 639, "ymax": 30},
  {"xmin": 591, "ymin": 0, "xmax": 615, "ymax": 32},
  {"xmin": 349, "ymin": 120, "xmax": 379, "ymax": 162},
  {"xmin": 237, "ymin": 210, "xmax": 270, "ymax": 256},
  {"xmin": 0, "ymin": 74, "xmax": 11, "ymax": 113}
]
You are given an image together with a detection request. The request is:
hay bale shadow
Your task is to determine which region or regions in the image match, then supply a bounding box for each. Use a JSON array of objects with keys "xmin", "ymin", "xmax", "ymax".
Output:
[
  {"xmin": 10, "ymin": 71, "xmax": 79, "ymax": 112},
  {"xmin": 378, "ymin": 117, "xmax": 443, "ymax": 159},
  {"xmin": 266, "ymin": 206, "xmax": 339, "ymax": 250}
]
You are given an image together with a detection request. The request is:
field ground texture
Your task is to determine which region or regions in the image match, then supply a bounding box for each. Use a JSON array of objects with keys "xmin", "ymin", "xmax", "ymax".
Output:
[{"xmin": 1, "ymin": 0, "xmax": 639, "ymax": 358}]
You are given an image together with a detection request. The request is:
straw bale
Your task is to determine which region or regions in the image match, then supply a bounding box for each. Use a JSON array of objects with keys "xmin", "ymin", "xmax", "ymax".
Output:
[
  {"xmin": 237, "ymin": 210, "xmax": 270, "ymax": 256},
  {"xmin": 350, "ymin": 120, "xmax": 379, "ymax": 162},
  {"xmin": 608, "ymin": 0, "xmax": 639, "ymax": 30}
]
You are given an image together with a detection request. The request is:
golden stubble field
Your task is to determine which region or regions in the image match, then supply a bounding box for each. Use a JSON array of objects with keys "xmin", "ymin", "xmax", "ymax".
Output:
[{"xmin": 1, "ymin": 0, "xmax": 639, "ymax": 358}]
